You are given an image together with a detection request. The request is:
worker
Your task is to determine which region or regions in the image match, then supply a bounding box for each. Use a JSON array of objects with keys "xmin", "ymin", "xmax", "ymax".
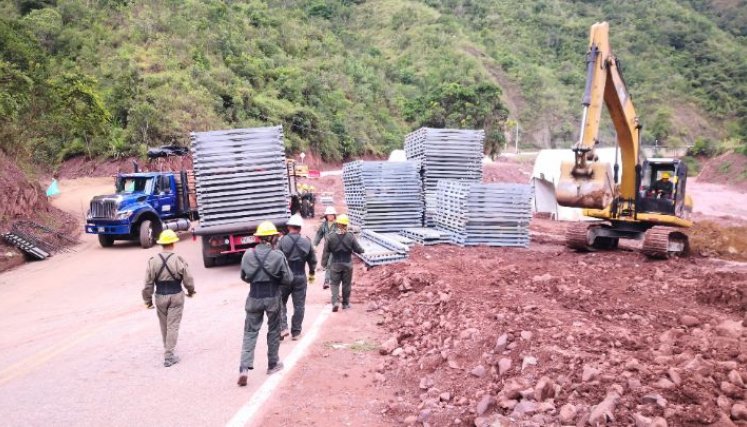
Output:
[
  {"xmin": 237, "ymin": 221, "xmax": 293, "ymax": 386},
  {"xmin": 142, "ymin": 229, "xmax": 195, "ymax": 367},
  {"xmin": 653, "ymin": 172, "xmax": 674, "ymax": 198},
  {"xmin": 321, "ymin": 214, "xmax": 364, "ymax": 312},
  {"xmin": 277, "ymin": 214, "xmax": 317, "ymax": 341},
  {"xmin": 313, "ymin": 206, "xmax": 338, "ymax": 289}
]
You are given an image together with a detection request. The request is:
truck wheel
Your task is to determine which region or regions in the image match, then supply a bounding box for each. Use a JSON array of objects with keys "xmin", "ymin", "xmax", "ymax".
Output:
[
  {"xmin": 139, "ymin": 220, "xmax": 155, "ymax": 249},
  {"xmin": 98, "ymin": 234, "xmax": 114, "ymax": 248},
  {"xmin": 203, "ymin": 252, "xmax": 216, "ymax": 268}
]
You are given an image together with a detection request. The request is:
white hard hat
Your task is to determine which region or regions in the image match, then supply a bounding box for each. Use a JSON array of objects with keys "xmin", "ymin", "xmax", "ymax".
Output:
[
  {"xmin": 324, "ymin": 206, "xmax": 337, "ymax": 216},
  {"xmin": 286, "ymin": 214, "xmax": 304, "ymax": 228}
]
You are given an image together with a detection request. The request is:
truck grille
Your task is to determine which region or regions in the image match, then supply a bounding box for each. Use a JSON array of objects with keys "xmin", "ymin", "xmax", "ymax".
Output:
[{"xmin": 90, "ymin": 199, "xmax": 118, "ymax": 219}]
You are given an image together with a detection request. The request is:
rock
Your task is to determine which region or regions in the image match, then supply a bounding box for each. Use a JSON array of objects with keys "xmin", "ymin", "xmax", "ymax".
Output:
[
  {"xmin": 519, "ymin": 388, "xmax": 535, "ymax": 400},
  {"xmin": 471, "ymin": 365, "xmax": 486, "ymax": 378},
  {"xmin": 498, "ymin": 358, "xmax": 512, "ymax": 375},
  {"xmin": 495, "ymin": 334, "xmax": 509, "ymax": 351},
  {"xmin": 532, "ymin": 273, "xmax": 553, "ymax": 283},
  {"xmin": 374, "ymin": 373, "xmax": 386, "ymax": 383},
  {"xmin": 475, "ymin": 394, "xmax": 495, "ymax": 416},
  {"xmin": 716, "ymin": 320, "xmax": 744, "ymax": 339},
  {"xmin": 642, "ymin": 393, "xmax": 667, "ymax": 408},
  {"xmin": 588, "ymin": 391, "xmax": 620, "ymax": 425},
  {"xmin": 680, "ymin": 315, "xmax": 701, "ymax": 327},
  {"xmin": 655, "ymin": 378, "xmax": 676, "ymax": 390},
  {"xmin": 520, "ymin": 330, "xmax": 533, "ymax": 341},
  {"xmin": 521, "ymin": 356, "xmax": 537, "ymax": 371},
  {"xmin": 440, "ymin": 392, "xmax": 451, "ymax": 402},
  {"xmin": 418, "ymin": 409, "xmax": 432, "ymax": 423},
  {"xmin": 717, "ymin": 395, "xmax": 732, "ymax": 411},
  {"xmin": 582, "ymin": 365, "xmax": 599, "ymax": 382},
  {"xmin": 512, "ymin": 400, "xmax": 539, "ymax": 417},
  {"xmin": 498, "ymin": 399, "xmax": 518, "ymax": 410},
  {"xmin": 501, "ymin": 380, "xmax": 524, "ymax": 400},
  {"xmin": 447, "ymin": 357, "xmax": 461, "ymax": 370},
  {"xmin": 628, "ymin": 377, "xmax": 642, "ymax": 391},
  {"xmin": 534, "ymin": 376, "xmax": 556, "ymax": 401},
  {"xmin": 559, "ymin": 403, "xmax": 577, "ymax": 424},
  {"xmin": 380, "ymin": 336, "xmax": 398, "ymax": 355},
  {"xmin": 625, "ymin": 358, "xmax": 641, "ymax": 371},
  {"xmin": 732, "ymin": 403, "xmax": 747, "ymax": 421},
  {"xmin": 651, "ymin": 417, "xmax": 668, "ymax": 427},
  {"xmin": 392, "ymin": 347, "xmax": 404, "ymax": 357},
  {"xmin": 728, "ymin": 370, "xmax": 745, "ymax": 388},
  {"xmin": 721, "ymin": 381, "xmax": 743, "ymax": 399},
  {"xmin": 460, "ymin": 328, "xmax": 479, "ymax": 340},
  {"xmin": 420, "ymin": 376, "xmax": 434, "ymax": 390},
  {"xmin": 404, "ymin": 415, "xmax": 418, "ymax": 425},
  {"xmin": 667, "ymin": 368, "xmax": 682, "ymax": 386},
  {"xmin": 633, "ymin": 413, "xmax": 652, "ymax": 427}
]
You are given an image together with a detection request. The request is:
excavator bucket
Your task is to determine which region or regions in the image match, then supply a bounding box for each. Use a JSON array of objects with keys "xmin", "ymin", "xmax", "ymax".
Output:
[{"xmin": 556, "ymin": 161, "xmax": 614, "ymax": 210}]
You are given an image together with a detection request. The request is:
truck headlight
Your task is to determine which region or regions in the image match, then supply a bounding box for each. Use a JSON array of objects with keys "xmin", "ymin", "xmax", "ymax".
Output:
[{"xmin": 115, "ymin": 210, "xmax": 133, "ymax": 220}]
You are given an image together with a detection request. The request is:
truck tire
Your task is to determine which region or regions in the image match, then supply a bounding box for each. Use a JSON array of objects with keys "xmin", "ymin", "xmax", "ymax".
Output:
[
  {"xmin": 203, "ymin": 252, "xmax": 216, "ymax": 268},
  {"xmin": 139, "ymin": 220, "xmax": 155, "ymax": 249},
  {"xmin": 98, "ymin": 234, "xmax": 114, "ymax": 248}
]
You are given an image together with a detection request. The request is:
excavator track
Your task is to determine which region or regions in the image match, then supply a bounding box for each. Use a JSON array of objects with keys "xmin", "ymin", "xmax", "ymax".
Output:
[
  {"xmin": 642, "ymin": 226, "xmax": 690, "ymax": 259},
  {"xmin": 566, "ymin": 222, "xmax": 595, "ymax": 251}
]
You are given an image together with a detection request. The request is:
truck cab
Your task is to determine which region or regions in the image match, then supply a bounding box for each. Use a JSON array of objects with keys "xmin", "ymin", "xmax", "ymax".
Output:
[{"xmin": 85, "ymin": 172, "xmax": 196, "ymax": 248}]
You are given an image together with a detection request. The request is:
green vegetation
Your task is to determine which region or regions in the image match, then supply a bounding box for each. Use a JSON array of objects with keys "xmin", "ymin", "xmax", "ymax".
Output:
[
  {"xmin": 1, "ymin": 0, "xmax": 745, "ymax": 166},
  {"xmin": 680, "ymin": 155, "xmax": 700, "ymax": 176}
]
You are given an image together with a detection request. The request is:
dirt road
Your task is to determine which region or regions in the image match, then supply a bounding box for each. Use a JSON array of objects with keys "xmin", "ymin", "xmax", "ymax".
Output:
[{"xmin": 0, "ymin": 178, "xmax": 338, "ymax": 426}]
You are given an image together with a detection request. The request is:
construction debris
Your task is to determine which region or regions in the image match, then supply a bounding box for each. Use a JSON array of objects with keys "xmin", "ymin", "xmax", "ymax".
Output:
[
  {"xmin": 342, "ymin": 161, "xmax": 423, "ymax": 232},
  {"xmin": 435, "ymin": 180, "xmax": 532, "ymax": 247},
  {"xmin": 190, "ymin": 126, "xmax": 290, "ymax": 228},
  {"xmin": 1, "ymin": 232, "xmax": 50, "ymax": 260},
  {"xmin": 404, "ymin": 128, "xmax": 484, "ymax": 227}
]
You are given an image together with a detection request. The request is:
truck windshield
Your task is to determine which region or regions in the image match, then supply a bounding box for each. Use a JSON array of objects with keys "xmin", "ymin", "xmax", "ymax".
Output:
[{"xmin": 116, "ymin": 177, "xmax": 153, "ymax": 194}]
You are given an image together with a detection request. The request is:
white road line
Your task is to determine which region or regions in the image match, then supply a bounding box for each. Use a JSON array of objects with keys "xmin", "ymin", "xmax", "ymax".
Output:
[{"xmin": 226, "ymin": 305, "xmax": 333, "ymax": 427}]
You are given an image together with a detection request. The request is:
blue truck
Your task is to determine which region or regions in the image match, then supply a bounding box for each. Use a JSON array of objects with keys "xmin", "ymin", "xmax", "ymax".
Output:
[{"xmin": 85, "ymin": 171, "xmax": 197, "ymax": 248}]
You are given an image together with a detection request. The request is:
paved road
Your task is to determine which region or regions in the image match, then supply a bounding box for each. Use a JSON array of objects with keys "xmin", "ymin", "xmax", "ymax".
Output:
[{"xmin": 0, "ymin": 179, "xmax": 331, "ymax": 426}]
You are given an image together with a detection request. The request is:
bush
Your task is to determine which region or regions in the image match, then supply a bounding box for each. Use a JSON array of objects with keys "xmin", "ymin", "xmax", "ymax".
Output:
[
  {"xmin": 687, "ymin": 137, "xmax": 719, "ymax": 157},
  {"xmin": 680, "ymin": 156, "xmax": 700, "ymax": 176}
]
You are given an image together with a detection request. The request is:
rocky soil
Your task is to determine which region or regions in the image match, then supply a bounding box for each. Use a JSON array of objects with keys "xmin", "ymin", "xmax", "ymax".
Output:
[{"xmin": 360, "ymin": 224, "xmax": 747, "ymax": 426}]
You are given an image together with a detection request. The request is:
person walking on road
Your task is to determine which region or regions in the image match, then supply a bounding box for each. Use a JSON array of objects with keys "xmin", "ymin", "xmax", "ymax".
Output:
[
  {"xmin": 277, "ymin": 214, "xmax": 317, "ymax": 341},
  {"xmin": 237, "ymin": 221, "xmax": 293, "ymax": 386},
  {"xmin": 321, "ymin": 214, "xmax": 364, "ymax": 312},
  {"xmin": 313, "ymin": 206, "xmax": 338, "ymax": 290},
  {"xmin": 142, "ymin": 229, "xmax": 195, "ymax": 367}
]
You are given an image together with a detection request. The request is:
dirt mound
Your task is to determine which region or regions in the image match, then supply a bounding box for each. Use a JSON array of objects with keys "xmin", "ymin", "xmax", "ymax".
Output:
[
  {"xmin": 58, "ymin": 155, "xmax": 193, "ymax": 179},
  {"xmin": 697, "ymin": 152, "xmax": 747, "ymax": 190},
  {"xmin": 690, "ymin": 220, "xmax": 747, "ymax": 262},
  {"xmin": 362, "ymin": 244, "xmax": 747, "ymax": 426},
  {"xmin": 0, "ymin": 152, "xmax": 79, "ymax": 272},
  {"xmin": 483, "ymin": 158, "xmax": 533, "ymax": 184}
]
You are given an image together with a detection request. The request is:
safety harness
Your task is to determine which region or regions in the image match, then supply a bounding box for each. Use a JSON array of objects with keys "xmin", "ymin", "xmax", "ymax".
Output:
[
  {"xmin": 282, "ymin": 234, "xmax": 309, "ymax": 276},
  {"xmin": 330, "ymin": 233, "xmax": 353, "ymax": 264},
  {"xmin": 155, "ymin": 253, "xmax": 183, "ymax": 295},
  {"xmin": 246, "ymin": 248, "xmax": 281, "ymax": 298}
]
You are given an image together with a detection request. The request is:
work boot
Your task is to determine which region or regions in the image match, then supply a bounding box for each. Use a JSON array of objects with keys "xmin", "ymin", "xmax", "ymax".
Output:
[
  {"xmin": 292, "ymin": 334, "xmax": 301, "ymax": 341},
  {"xmin": 267, "ymin": 362, "xmax": 284, "ymax": 375},
  {"xmin": 164, "ymin": 356, "xmax": 180, "ymax": 367},
  {"xmin": 237, "ymin": 368, "xmax": 250, "ymax": 387},
  {"xmin": 280, "ymin": 329, "xmax": 290, "ymax": 340},
  {"xmin": 342, "ymin": 303, "xmax": 351, "ymax": 309},
  {"xmin": 332, "ymin": 304, "xmax": 339, "ymax": 312},
  {"xmin": 323, "ymin": 282, "xmax": 330, "ymax": 290}
]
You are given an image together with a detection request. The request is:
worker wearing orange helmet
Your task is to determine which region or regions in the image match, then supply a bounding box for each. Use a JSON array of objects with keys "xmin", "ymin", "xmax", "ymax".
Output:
[
  {"xmin": 321, "ymin": 214, "xmax": 364, "ymax": 312},
  {"xmin": 142, "ymin": 229, "xmax": 195, "ymax": 367},
  {"xmin": 236, "ymin": 221, "xmax": 293, "ymax": 386}
]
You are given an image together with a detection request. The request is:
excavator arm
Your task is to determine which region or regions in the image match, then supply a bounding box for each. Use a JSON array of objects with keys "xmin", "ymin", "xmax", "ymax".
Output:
[{"xmin": 556, "ymin": 22, "xmax": 641, "ymax": 214}]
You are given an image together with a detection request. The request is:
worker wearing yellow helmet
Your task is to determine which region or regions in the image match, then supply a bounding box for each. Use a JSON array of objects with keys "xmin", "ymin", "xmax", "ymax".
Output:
[
  {"xmin": 236, "ymin": 221, "xmax": 293, "ymax": 386},
  {"xmin": 321, "ymin": 214, "xmax": 365, "ymax": 312},
  {"xmin": 142, "ymin": 229, "xmax": 196, "ymax": 367},
  {"xmin": 653, "ymin": 171, "xmax": 674, "ymax": 198}
]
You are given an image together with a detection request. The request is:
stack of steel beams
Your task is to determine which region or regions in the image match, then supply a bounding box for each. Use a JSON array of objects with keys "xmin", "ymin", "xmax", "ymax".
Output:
[
  {"xmin": 191, "ymin": 126, "xmax": 290, "ymax": 228},
  {"xmin": 342, "ymin": 161, "xmax": 423, "ymax": 232},
  {"xmin": 400, "ymin": 227, "xmax": 453, "ymax": 246},
  {"xmin": 356, "ymin": 229, "xmax": 410, "ymax": 266},
  {"xmin": 435, "ymin": 180, "xmax": 532, "ymax": 247},
  {"xmin": 404, "ymin": 128, "xmax": 484, "ymax": 226}
]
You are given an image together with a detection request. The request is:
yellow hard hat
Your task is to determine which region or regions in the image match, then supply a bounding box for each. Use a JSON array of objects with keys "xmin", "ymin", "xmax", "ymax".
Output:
[
  {"xmin": 254, "ymin": 221, "xmax": 279, "ymax": 237},
  {"xmin": 662, "ymin": 172, "xmax": 671, "ymax": 179},
  {"xmin": 335, "ymin": 214, "xmax": 350, "ymax": 226},
  {"xmin": 156, "ymin": 229, "xmax": 180, "ymax": 245}
]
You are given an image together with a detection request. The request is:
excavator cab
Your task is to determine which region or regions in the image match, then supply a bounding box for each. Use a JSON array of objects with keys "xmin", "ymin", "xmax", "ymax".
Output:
[{"xmin": 638, "ymin": 158, "xmax": 689, "ymax": 218}]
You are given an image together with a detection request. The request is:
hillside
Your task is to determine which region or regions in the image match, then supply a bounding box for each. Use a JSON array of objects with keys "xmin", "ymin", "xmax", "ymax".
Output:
[{"xmin": 1, "ymin": 0, "xmax": 745, "ymax": 166}]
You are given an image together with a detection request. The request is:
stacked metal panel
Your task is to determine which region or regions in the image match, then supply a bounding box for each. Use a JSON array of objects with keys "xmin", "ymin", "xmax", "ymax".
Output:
[
  {"xmin": 400, "ymin": 227, "xmax": 453, "ymax": 246},
  {"xmin": 342, "ymin": 161, "xmax": 423, "ymax": 232},
  {"xmin": 435, "ymin": 180, "xmax": 532, "ymax": 247},
  {"xmin": 191, "ymin": 126, "xmax": 290, "ymax": 228},
  {"xmin": 357, "ymin": 229, "xmax": 409, "ymax": 266},
  {"xmin": 404, "ymin": 128, "xmax": 485, "ymax": 226}
]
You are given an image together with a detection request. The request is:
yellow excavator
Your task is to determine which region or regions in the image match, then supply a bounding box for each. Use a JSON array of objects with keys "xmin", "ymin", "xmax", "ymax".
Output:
[{"xmin": 556, "ymin": 22, "xmax": 693, "ymax": 258}]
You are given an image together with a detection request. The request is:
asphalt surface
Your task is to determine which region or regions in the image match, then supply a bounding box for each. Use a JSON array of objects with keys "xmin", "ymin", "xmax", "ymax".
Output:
[{"xmin": 0, "ymin": 179, "xmax": 332, "ymax": 426}]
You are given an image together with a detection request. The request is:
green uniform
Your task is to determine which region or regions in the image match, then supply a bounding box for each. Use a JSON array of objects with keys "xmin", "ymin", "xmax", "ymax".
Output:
[
  {"xmin": 277, "ymin": 233, "xmax": 317, "ymax": 338},
  {"xmin": 143, "ymin": 251, "xmax": 195, "ymax": 361},
  {"xmin": 314, "ymin": 220, "xmax": 338, "ymax": 285},
  {"xmin": 321, "ymin": 231, "xmax": 364, "ymax": 308},
  {"xmin": 239, "ymin": 243, "xmax": 292, "ymax": 371}
]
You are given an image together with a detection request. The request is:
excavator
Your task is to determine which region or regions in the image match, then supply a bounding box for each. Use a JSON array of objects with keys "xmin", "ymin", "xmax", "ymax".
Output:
[{"xmin": 556, "ymin": 22, "xmax": 693, "ymax": 258}]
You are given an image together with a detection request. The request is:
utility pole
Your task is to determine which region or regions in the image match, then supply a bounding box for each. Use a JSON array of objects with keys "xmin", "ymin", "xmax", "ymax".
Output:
[{"xmin": 515, "ymin": 120, "xmax": 519, "ymax": 154}]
